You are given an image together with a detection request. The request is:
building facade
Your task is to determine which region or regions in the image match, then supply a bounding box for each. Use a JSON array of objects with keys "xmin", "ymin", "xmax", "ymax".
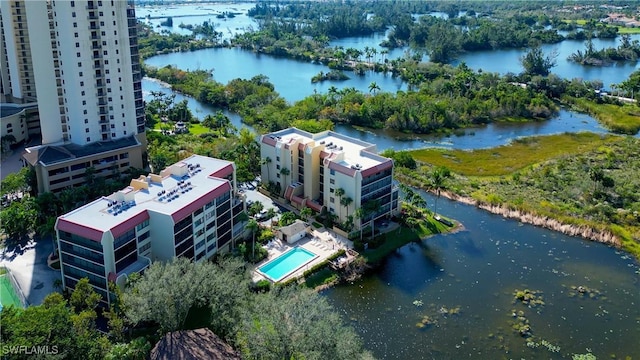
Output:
[
  {"xmin": 260, "ymin": 128, "xmax": 400, "ymax": 230},
  {"xmin": 55, "ymin": 155, "xmax": 247, "ymax": 305},
  {"xmin": 1, "ymin": 0, "xmax": 145, "ymax": 192}
]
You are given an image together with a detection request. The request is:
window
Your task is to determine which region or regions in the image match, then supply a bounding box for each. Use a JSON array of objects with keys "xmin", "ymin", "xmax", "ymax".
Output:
[
  {"xmin": 111, "ymin": 133, "xmax": 115, "ymax": 137},
  {"xmin": 80, "ymin": 81, "xmax": 84, "ymax": 86},
  {"xmin": 73, "ymin": 22, "xmax": 77, "ymax": 28},
  {"xmin": 78, "ymin": 62, "xmax": 82, "ymax": 67},
  {"xmin": 82, "ymin": 100, "xmax": 86, "ymax": 105},
  {"xmin": 110, "ymin": 124, "xmax": 115, "ymax": 129},
  {"xmin": 86, "ymin": 137, "xmax": 90, "ymax": 142},
  {"xmin": 74, "ymin": 33, "xmax": 78, "ymax": 38},
  {"xmin": 72, "ymin": 12, "xmax": 76, "ymax": 17},
  {"xmin": 81, "ymin": 91, "xmax": 85, "ymax": 96},
  {"xmin": 70, "ymin": 1, "xmax": 75, "ymax": 6},
  {"xmin": 276, "ymin": 156, "xmax": 280, "ymax": 161},
  {"xmin": 330, "ymin": 179, "xmax": 335, "ymax": 184},
  {"xmin": 330, "ymin": 169, "xmax": 336, "ymax": 175},
  {"xmin": 330, "ymin": 197, "xmax": 335, "ymax": 203},
  {"xmin": 83, "ymin": 110, "xmax": 87, "ymax": 115},
  {"xmin": 75, "ymin": 42, "xmax": 79, "ymax": 47},
  {"xmin": 84, "ymin": 119, "xmax": 88, "ymax": 124},
  {"xmin": 103, "ymin": 51, "xmax": 107, "ymax": 56},
  {"xmin": 79, "ymin": 72, "xmax": 83, "ymax": 77},
  {"xmin": 85, "ymin": 128, "xmax": 89, "ymax": 133}
]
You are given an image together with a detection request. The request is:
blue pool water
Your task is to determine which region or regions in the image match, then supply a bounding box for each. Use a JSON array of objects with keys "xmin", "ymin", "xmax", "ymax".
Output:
[{"xmin": 258, "ymin": 247, "xmax": 318, "ymax": 282}]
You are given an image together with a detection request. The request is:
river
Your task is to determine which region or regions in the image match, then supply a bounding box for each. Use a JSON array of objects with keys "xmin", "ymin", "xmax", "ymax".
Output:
[{"xmin": 140, "ymin": 5, "xmax": 640, "ymax": 358}]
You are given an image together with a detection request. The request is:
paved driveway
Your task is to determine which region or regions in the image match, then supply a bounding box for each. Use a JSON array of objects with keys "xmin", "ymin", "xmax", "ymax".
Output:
[{"xmin": 0, "ymin": 238, "xmax": 59, "ymax": 306}]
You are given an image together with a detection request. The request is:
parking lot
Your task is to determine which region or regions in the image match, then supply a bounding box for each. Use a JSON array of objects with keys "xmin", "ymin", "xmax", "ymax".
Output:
[{"xmin": 238, "ymin": 181, "xmax": 284, "ymax": 225}]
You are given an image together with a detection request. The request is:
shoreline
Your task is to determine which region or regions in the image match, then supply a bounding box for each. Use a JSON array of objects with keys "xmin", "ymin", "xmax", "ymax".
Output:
[{"xmin": 437, "ymin": 190, "xmax": 620, "ymax": 247}]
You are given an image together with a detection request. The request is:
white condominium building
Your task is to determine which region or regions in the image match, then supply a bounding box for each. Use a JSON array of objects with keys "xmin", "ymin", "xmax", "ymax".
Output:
[
  {"xmin": 260, "ymin": 128, "xmax": 400, "ymax": 230},
  {"xmin": 55, "ymin": 155, "xmax": 247, "ymax": 305},
  {"xmin": 1, "ymin": 0, "xmax": 146, "ymax": 193}
]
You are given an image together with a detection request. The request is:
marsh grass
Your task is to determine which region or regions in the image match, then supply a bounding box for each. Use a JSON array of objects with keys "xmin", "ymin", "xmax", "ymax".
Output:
[
  {"xmin": 565, "ymin": 97, "xmax": 640, "ymax": 135},
  {"xmin": 410, "ymin": 133, "xmax": 621, "ymax": 176}
]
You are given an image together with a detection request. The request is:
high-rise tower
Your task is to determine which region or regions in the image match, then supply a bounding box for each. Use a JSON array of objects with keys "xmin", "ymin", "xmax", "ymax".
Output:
[{"xmin": 1, "ymin": 0, "xmax": 146, "ymax": 193}]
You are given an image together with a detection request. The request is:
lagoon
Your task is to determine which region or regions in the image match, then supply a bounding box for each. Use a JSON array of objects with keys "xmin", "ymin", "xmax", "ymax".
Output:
[{"xmin": 324, "ymin": 192, "xmax": 640, "ymax": 359}]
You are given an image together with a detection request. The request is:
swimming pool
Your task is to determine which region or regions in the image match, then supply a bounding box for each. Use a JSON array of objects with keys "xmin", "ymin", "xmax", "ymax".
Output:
[{"xmin": 258, "ymin": 247, "xmax": 318, "ymax": 282}]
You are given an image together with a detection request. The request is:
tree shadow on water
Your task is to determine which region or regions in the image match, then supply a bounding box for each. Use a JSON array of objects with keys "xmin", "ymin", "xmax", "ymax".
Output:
[{"xmin": 455, "ymin": 234, "xmax": 484, "ymax": 258}]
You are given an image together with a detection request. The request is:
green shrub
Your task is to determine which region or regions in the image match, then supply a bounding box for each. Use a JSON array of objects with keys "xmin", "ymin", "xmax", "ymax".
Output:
[
  {"xmin": 303, "ymin": 260, "xmax": 329, "ymax": 278},
  {"xmin": 252, "ymin": 279, "xmax": 271, "ymax": 293},
  {"xmin": 353, "ymin": 240, "xmax": 365, "ymax": 251}
]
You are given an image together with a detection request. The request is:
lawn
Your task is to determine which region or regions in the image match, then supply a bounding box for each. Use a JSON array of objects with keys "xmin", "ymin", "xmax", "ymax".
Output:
[
  {"xmin": 363, "ymin": 218, "xmax": 453, "ymax": 264},
  {"xmin": 561, "ymin": 19, "xmax": 640, "ymax": 34},
  {"xmin": 304, "ymin": 268, "xmax": 338, "ymax": 288},
  {"xmin": 410, "ymin": 133, "xmax": 621, "ymax": 177}
]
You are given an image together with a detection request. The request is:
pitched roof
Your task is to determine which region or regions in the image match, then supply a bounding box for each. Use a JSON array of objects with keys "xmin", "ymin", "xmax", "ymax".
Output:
[{"xmin": 150, "ymin": 328, "xmax": 241, "ymax": 360}]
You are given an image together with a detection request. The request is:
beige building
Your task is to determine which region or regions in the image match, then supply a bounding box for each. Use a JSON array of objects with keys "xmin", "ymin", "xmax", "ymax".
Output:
[{"xmin": 260, "ymin": 128, "xmax": 400, "ymax": 230}]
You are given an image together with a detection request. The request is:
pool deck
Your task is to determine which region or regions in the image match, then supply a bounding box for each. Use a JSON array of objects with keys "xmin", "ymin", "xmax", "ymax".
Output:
[{"xmin": 252, "ymin": 229, "xmax": 353, "ymax": 283}]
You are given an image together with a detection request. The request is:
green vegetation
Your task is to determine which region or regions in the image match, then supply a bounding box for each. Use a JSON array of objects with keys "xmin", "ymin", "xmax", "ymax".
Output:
[
  {"xmin": 568, "ymin": 35, "xmax": 640, "ymax": 66},
  {"xmin": 410, "ymin": 133, "xmax": 620, "ymax": 176},
  {"xmin": 311, "ymin": 70, "xmax": 350, "ymax": 83},
  {"xmin": 564, "ymin": 97, "xmax": 640, "ymax": 134},
  {"xmin": 145, "ymin": 62, "xmax": 559, "ymax": 135},
  {"xmin": 137, "ymin": 23, "xmax": 219, "ymax": 59},
  {"xmin": 0, "ymin": 280, "xmax": 149, "ymax": 360},
  {"xmin": 403, "ymin": 134, "xmax": 640, "ymax": 260},
  {"xmin": 123, "ymin": 257, "xmax": 373, "ymax": 359},
  {"xmin": 361, "ymin": 224, "xmax": 449, "ymax": 265},
  {"xmin": 303, "ymin": 268, "xmax": 339, "ymax": 288}
]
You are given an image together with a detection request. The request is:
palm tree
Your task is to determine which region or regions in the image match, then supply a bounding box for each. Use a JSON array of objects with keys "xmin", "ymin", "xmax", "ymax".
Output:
[
  {"xmin": 247, "ymin": 219, "xmax": 259, "ymax": 261},
  {"xmin": 340, "ymin": 196, "xmax": 353, "ymax": 220},
  {"xmin": 279, "ymin": 167, "xmax": 290, "ymax": 196},
  {"xmin": 368, "ymin": 81, "xmax": 380, "ymax": 95},
  {"xmin": 334, "ymin": 188, "xmax": 345, "ymax": 219},
  {"xmin": 261, "ymin": 157, "xmax": 272, "ymax": 182},
  {"xmin": 300, "ymin": 206, "xmax": 312, "ymax": 222},
  {"xmin": 430, "ymin": 166, "xmax": 451, "ymax": 216}
]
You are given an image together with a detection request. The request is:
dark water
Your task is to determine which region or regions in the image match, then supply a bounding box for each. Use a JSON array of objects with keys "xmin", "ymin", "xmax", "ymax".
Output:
[{"xmin": 324, "ymin": 192, "xmax": 640, "ymax": 359}]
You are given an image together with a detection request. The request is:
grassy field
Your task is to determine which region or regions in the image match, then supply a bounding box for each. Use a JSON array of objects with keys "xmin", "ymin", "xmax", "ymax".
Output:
[
  {"xmin": 561, "ymin": 19, "xmax": 640, "ymax": 34},
  {"xmin": 410, "ymin": 132, "xmax": 621, "ymax": 177},
  {"xmin": 564, "ymin": 97, "xmax": 640, "ymax": 135}
]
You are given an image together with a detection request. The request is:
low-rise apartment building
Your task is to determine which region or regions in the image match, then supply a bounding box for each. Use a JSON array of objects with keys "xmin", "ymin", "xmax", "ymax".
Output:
[
  {"xmin": 55, "ymin": 155, "xmax": 246, "ymax": 305},
  {"xmin": 260, "ymin": 128, "xmax": 400, "ymax": 230}
]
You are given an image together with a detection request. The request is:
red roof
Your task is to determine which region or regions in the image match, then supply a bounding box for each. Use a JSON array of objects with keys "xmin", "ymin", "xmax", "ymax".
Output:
[
  {"xmin": 208, "ymin": 163, "xmax": 234, "ymax": 179},
  {"xmin": 110, "ymin": 210, "xmax": 150, "ymax": 238},
  {"xmin": 361, "ymin": 159, "xmax": 393, "ymax": 177},
  {"xmin": 261, "ymin": 136, "xmax": 277, "ymax": 146},
  {"xmin": 328, "ymin": 162, "xmax": 356, "ymax": 177},
  {"xmin": 57, "ymin": 219, "xmax": 104, "ymax": 242},
  {"xmin": 171, "ymin": 182, "xmax": 232, "ymax": 222}
]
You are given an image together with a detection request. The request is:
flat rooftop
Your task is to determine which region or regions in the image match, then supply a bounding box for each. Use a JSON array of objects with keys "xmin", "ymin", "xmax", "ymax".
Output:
[
  {"xmin": 59, "ymin": 155, "xmax": 234, "ymax": 233},
  {"xmin": 268, "ymin": 128, "xmax": 385, "ymax": 170}
]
